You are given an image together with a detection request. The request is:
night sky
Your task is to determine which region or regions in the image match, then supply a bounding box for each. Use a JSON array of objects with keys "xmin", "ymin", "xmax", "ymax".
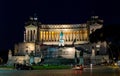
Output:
[{"xmin": 1, "ymin": 0, "xmax": 120, "ymax": 51}]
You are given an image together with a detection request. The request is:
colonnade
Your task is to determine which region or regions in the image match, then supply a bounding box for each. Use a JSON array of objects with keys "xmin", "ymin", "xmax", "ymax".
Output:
[
  {"xmin": 40, "ymin": 30, "xmax": 88, "ymax": 42},
  {"xmin": 24, "ymin": 29, "xmax": 37, "ymax": 42}
]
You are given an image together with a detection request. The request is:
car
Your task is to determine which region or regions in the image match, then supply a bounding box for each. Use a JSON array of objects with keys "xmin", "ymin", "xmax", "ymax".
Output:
[
  {"xmin": 15, "ymin": 64, "xmax": 33, "ymax": 70},
  {"xmin": 72, "ymin": 64, "xmax": 84, "ymax": 70}
]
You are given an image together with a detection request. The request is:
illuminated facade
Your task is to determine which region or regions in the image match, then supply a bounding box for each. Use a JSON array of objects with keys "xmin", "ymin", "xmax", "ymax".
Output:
[
  {"xmin": 24, "ymin": 16, "xmax": 102, "ymax": 45},
  {"xmin": 7, "ymin": 15, "xmax": 109, "ymax": 65},
  {"xmin": 25, "ymin": 24, "xmax": 89, "ymax": 45}
]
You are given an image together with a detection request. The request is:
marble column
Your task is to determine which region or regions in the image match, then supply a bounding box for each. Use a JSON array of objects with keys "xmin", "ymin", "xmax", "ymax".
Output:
[
  {"xmin": 72, "ymin": 31, "xmax": 75, "ymax": 40},
  {"xmin": 34, "ymin": 30, "xmax": 37, "ymax": 40},
  {"xmin": 51, "ymin": 31, "xmax": 52, "ymax": 41},
  {"xmin": 48, "ymin": 31, "xmax": 49, "ymax": 41},
  {"xmin": 52, "ymin": 31, "xmax": 54, "ymax": 41},
  {"xmin": 46, "ymin": 31, "xmax": 48, "ymax": 41},
  {"xmin": 48, "ymin": 31, "xmax": 50, "ymax": 41},
  {"xmin": 69, "ymin": 32, "xmax": 71, "ymax": 41},
  {"xmin": 70, "ymin": 32, "xmax": 72, "ymax": 41},
  {"xmin": 50, "ymin": 32, "xmax": 52, "ymax": 41},
  {"xmin": 43, "ymin": 31, "xmax": 44, "ymax": 41},
  {"xmin": 83, "ymin": 31, "xmax": 85, "ymax": 41},
  {"xmin": 72, "ymin": 31, "xmax": 75, "ymax": 41},
  {"xmin": 24, "ymin": 31, "xmax": 26, "ymax": 42},
  {"xmin": 44, "ymin": 31, "xmax": 47, "ymax": 41},
  {"xmin": 51, "ymin": 31, "xmax": 53, "ymax": 41},
  {"xmin": 80, "ymin": 31, "xmax": 82, "ymax": 41},
  {"xmin": 56, "ymin": 32, "xmax": 59, "ymax": 41},
  {"xmin": 79, "ymin": 31, "xmax": 80, "ymax": 41},
  {"xmin": 41, "ymin": 31, "xmax": 43, "ymax": 41},
  {"xmin": 49, "ymin": 31, "xmax": 51, "ymax": 41},
  {"xmin": 68, "ymin": 32, "xmax": 70, "ymax": 41},
  {"xmin": 53, "ymin": 31, "xmax": 55, "ymax": 41},
  {"xmin": 77, "ymin": 31, "xmax": 79, "ymax": 41},
  {"xmin": 26, "ymin": 30, "xmax": 28, "ymax": 41},
  {"xmin": 40, "ymin": 31, "xmax": 42, "ymax": 41},
  {"xmin": 54, "ymin": 31, "xmax": 55, "ymax": 41},
  {"xmin": 65, "ymin": 32, "xmax": 68, "ymax": 41},
  {"xmin": 33, "ymin": 30, "xmax": 35, "ymax": 42},
  {"xmin": 76, "ymin": 31, "xmax": 78, "ymax": 40},
  {"xmin": 81, "ymin": 31, "xmax": 83, "ymax": 41},
  {"xmin": 71, "ymin": 32, "xmax": 72, "ymax": 41},
  {"xmin": 30, "ymin": 30, "xmax": 32, "ymax": 41},
  {"xmin": 28, "ymin": 30, "xmax": 30, "ymax": 42},
  {"xmin": 44, "ymin": 31, "xmax": 45, "ymax": 41},
  {"xmin": 31, "ymin": 30, "xmax": 33, "ymax": 41},
  {"xmin": 78, "ymin": 31, "xmax": 80, "ymax": 41},
  {"xmin": 54, "ymin": 32, "xmax": 56, "ymax": 41},
  {"xmin": 47, "ymin": 31, "xmax": 49, "ymax": 41},
  {"xmin": 66, "ymin": 32, "xmax": 68, "ymax": 41}
]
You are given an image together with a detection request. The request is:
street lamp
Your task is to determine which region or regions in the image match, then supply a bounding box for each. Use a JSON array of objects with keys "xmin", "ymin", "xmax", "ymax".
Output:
[
  {"xmin": 96, "ymin": 44, "xmax": 100, "ymax": 55},
  {"xmin": 107, "ymin": 42, "xmax": 114, "ymax": 64}
]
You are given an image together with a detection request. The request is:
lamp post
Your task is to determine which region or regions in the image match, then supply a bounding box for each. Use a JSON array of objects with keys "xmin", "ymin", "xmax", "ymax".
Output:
[{"xmin": 96, "ymin": 44, "xmax": 100, "ymax": 55}]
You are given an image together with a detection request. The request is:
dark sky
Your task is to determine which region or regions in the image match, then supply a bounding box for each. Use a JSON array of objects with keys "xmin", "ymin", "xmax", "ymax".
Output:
[{"xmin": 1, "ymin": 0, "xmax": 120, "ymax": 51}]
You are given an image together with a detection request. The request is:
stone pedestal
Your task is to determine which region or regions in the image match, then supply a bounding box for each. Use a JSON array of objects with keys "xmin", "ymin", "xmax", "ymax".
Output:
[{"xmin": 79, "ymin": 57, "xmax": 84, "ymax": 65}]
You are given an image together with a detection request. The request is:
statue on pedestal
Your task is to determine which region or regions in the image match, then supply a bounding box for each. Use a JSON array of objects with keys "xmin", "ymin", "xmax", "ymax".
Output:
[
  {"xmin": 25, "ymin": 52, "xmax": 30, "ymax": 64},
  {"xmin": 59, "ymin": 31, "xmax": 64, "ymax": 46},
  {"xmin": 92, "ymin": 48, "xmax": 95, "ymax": 57},
  {"xmin": 7, "ymin": 50, "xmax": 13, "ymax": 65},
  {"xmin": 8, "ymin": 50, "xmax": 12, "ymax": 60}
]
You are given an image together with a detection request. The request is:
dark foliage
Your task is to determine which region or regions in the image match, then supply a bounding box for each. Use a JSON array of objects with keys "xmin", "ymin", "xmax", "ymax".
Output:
[
  {"xmin": 89, "ymin": 25, "xmax": 120, "ymax": 43},
  {"xmin": 89, "ymin": 24, "xmax": 120, "ymax": 61}
]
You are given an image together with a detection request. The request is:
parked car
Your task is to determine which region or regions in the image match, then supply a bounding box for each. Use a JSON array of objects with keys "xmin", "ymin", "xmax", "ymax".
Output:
[{"xmin": 15, "ymin": 63, "xmax": 33, "ymax": 70}]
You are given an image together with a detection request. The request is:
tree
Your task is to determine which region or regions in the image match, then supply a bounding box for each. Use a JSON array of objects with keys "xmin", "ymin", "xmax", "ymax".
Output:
[
  {"xmin": 89, "ymin": 25, "xmax": 120, "ymax": 61},
  {"xmin": 0, "ymin": 57, "xmax": 3, "ymax": 64}
]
